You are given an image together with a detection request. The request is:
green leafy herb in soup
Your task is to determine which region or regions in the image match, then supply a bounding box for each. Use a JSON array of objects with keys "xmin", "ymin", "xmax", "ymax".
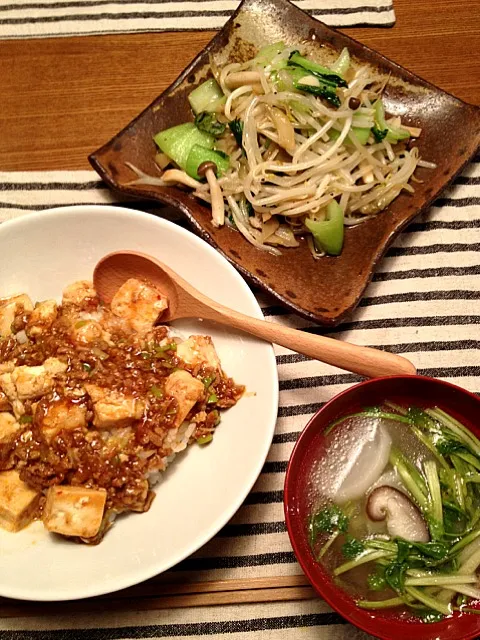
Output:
[
  {"xmin": 309, "ymin": 403, "xmax": 480, "ymax": 621},
  {"xmin": 127, "ymin": 42, "xmax": 435, "ymax": 258}
]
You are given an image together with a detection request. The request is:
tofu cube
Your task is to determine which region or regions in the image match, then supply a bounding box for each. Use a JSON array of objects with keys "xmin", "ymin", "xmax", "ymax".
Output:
[
  {"xmin": 11, "ymin": 366, "xmax": 52, "ymax": 400},
  {"xmin": 110, "ymin": 278, "xmax": 168, "ymax": 334},
  {"xmin": 85, "ymin": 384, "xmax": 145, "ymax": 429},
  {"xmin": 0, "ymin": 391, "xmax": 10, "ymax": 411},
  {"xmin": 164, "ymin": 370, "xmax": 204, "ymax": 427},
  {"xmin": 26, "ymin": 299, "xmax": 58, "ymax": 338},
  {"xmin": 43, "ymin": 485, "xmax": 107, "ymax": 538},
  {"xmin": 176, "ymin": 335, "xmax": 221, "ymax": 371},
  {"xmin": 0, "ymin": 373, "xmax": 25, "ymax": 418},
  {"xmin": 0, "ymin": 470, "xmax": 41, "ymax": 532},
  {"xmin": 43, "ymin": 357, "xmax": 68, "ymax": 377},
  {"xmin": 0, "ymin": 412, "xmax": 21, "ymax": 445},
  {"xmin": 70, "ymin": 319, "xmax": 104, "ymax": 345},
  {"xmin": 0, "ymin": 412, "xmax": 22, "ymax": 460},
  {"xmin": 0, "ymin": 358, "xmax": 67, "ymax": 417},
  {"xmin": 41, "ymin": 400, "xmax": 87, "ymax": 442},
  {"xmin": 62, "ymin": 281, "xmax": 97, "ymax": 306},
  {"xmin": 0, "ymin": 294, "xmax": 33, "ymax": 338}
]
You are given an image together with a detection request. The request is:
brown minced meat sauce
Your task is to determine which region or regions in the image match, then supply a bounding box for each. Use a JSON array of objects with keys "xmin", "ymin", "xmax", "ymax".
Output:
[{"xmin": 0, "ymin": 283, "xmax": 244, "ymax": 543}]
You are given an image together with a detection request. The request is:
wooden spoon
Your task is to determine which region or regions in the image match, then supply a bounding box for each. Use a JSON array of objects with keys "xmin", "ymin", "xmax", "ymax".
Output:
[{"xmin": 93, "ymin": 251, "xmax": 416, "ymax": 379}]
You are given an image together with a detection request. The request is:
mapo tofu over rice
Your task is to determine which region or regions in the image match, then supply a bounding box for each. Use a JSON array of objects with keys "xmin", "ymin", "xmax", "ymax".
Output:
[{"xmin": 0, "ymin": 278, "xmax": 244, "ymax": 544}]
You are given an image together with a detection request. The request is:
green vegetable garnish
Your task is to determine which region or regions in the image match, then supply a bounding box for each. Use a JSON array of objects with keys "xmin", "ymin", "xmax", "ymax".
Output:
[
  {"xmin": 188, "ymin": 78, "xmax": 225, "ymax": 115},
  {"xmin": 329, "ymin": 126, "xmax": 371, "ymax": 146},
  {"xmin": 330, "ymin": 47, "xmax": 350, "ymax": 77},
  {"xmin": 255, "ymin": 41, "xmax": 286, "ymax": 65},
  {"xmin": 305, "ymin": 200, "xmax": 344, "ymax": 256},
  {"xmin": 154, "ymin": 123, "xmax": 214, "ymax": 171},
  {"xmin": 149, "ymin": 385, "xmax": 164, "ymax": 399},
  {"xmin": 228, "ymin": 118, "xmax": 244, "ymax": 149},
  {"xmin": 207, "ymin": 392, "xmax": 218, "ymax": 404},
  {"xmin": 185, "ymin": 145, "xmax": 230, "ymax": 180},
  {"xmin": 417, "ymin": 610, "xmax": 447, "ymax": 624},
  {"xmin": 372, "ymin": 126, "xmax": 388, "ymax": 143},
  {"xmin": 384, "ymin": 562, "xmax": 407, "ymax": 594},
  {"xmin": 19, "ymin": 415, "xmax": 33, "ymax": 424},
  {"xmin": 295, "ymin": 82, "xmax": 341, "ymax": 108},
  {"xmin": 373, "ymin": 99, "xmax": 410, "ymax": 143},
  {"xmin": 197, "ymin": 434, "xmax": 213, "ymax": 445},
  {"xmin": 82, "ymin": 362, "xmax": 93, "ymax": 373},
  {"xmin": 194, "ymin": 111, "xmax": 226, "ymax": 137},
  {"xmin": 75, "ymin": 320, "xmax": 89, "ymax": 329},
  {"xmin": 309, "ymin": 504, "xmax": 348, "ymax": 546},
  {"xmin": 289, "ymin": 51, "xmax": 348, "ymax": 87},
  {"xmin": 342, "ymin": 536, "xmax": 365, "ymax": 559},
  {"xmin": 367, "ymin": 569, "xmax": 387, "ymax": 591}
]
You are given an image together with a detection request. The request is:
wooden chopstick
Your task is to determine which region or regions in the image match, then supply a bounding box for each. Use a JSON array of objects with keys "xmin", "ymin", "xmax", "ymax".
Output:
[{"xmin": 0, "ymin": 575, "xmax": 317, "ymax": 618}]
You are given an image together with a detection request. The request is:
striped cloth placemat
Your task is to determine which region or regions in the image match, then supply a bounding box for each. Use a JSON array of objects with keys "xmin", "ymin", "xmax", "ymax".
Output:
[
  {"xmin": 0, "ymin": 159, "xmax": 478, "ymax": 638},
  {"xmin": 0, "ymin": 0, "xmax": 395, "ymax": 40}
]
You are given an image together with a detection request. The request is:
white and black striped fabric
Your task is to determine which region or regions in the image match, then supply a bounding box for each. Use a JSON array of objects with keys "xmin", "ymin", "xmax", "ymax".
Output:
[
  {"xmin": 0, "ymin": 0, "xmax": 395, "ymax": 40},
  {"xmin": 0, "ymin": 160, "xmax": 479, "ymax": 638}
]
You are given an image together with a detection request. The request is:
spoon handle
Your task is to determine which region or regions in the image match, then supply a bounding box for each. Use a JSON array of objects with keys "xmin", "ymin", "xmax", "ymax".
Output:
[{"xmin": 205, "ymin": 303, "xmax": 416, "ymax": 378}]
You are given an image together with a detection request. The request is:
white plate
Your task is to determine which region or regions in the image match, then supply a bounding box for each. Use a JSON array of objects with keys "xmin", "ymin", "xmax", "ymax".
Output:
[{"xmin": 0, "ymin": 205, "xmax": 278, "ymax": 601}]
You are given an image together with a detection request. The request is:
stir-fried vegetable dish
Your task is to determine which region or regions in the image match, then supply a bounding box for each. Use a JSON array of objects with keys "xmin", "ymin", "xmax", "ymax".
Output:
[{"xmin": 128, "ymin": 42, "xmax": 433, "ymax": 258}]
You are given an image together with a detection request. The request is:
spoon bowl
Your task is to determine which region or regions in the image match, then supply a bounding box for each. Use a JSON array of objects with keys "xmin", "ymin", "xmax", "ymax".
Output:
[{"xmin": 94, "ymin": 250, "xmax": 417, "ymax": 379}]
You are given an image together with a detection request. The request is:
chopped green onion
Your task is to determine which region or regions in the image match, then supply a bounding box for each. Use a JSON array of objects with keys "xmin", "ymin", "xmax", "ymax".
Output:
[
  {"xmin": 19, "ymin": 415, "xmax": 33, "ymax": 424},
  {"xmin": 140, "ymin": 351, "xmax": 151, "ymax": 360},
  {"xmin": 82, "ymin": 362, "xmax": 93, "ymax": 373},
  {"xmin": 156, "ymin": 342, "xmax": 177, "ymax": 354},
  {"xmin": 203, "ymin": 375, "xmax": 215, "ymax": 388},
  {"xmin": 197, "ymin": 434, "xmax": 213, "ymax": 445},
  {"xmin": 91, "ymin": 347, "xmax": 109, "ymax": 360},
  {"xmin": 75, "ymin": 320, "xmax": 89, "ymax": 329},
  {"xmin": 149, "ymin": 385, "xmax": 164, "ymax": 399},
  {"xmin": 207, "ymin": 392, "xmax": 218, "ymax": 404}
]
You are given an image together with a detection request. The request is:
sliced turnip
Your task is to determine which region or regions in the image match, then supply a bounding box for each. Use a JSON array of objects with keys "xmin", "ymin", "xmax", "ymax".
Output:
[
  {"xmin": 332, "ymin": 422, "xmax": 392, "ymax": 504},
  {"xmin": 366, "ymin": 486, "xmax": 429, "ymax": 542}
]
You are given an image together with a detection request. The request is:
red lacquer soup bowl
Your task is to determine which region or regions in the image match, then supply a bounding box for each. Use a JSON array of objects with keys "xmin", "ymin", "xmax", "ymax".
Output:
[{"xmin": 284, "ymin": 375, "xmax": 480, "ymax": 640}]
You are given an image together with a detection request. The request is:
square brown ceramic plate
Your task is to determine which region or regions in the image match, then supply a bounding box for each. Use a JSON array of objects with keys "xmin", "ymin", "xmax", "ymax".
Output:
[{"xmin": 89, "ymin": 0, "xmax": 480, "ymax": 326}]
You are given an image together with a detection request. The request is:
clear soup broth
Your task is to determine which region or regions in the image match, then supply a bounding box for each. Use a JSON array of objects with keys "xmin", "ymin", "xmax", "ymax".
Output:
[{"xmin": 307, "ymin": 402, "xmax": 480, "ymax": 623}]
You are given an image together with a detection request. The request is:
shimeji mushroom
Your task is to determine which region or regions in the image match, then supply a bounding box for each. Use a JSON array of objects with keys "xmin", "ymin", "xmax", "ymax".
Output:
[
  {"xmin": 366, "ymin": 486, "xmax": 430, "ymax": 543},
  {"xmin": 197, "ymin": 161, "xmax": 225, "ymax": 228}
]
